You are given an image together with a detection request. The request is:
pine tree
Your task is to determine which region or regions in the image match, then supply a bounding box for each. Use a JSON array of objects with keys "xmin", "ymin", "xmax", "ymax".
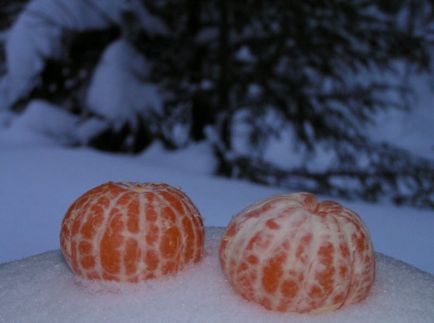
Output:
[
  {"xmin": 2, "ymin": 0, "xmax": 433, "ymax": 207},
  {"xmin": 139, "ymin": 0, "xmax": 434, "ymax": 207}
]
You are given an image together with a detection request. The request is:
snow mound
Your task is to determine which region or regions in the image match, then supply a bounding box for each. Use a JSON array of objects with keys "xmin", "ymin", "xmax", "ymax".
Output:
[
  {"xmin": 0, "ymin": 100, "xmax": 78, "ymax": 146},
  {"xmin": 86, "ymin": 39, "xmax": 161, "ymax": 125},
  {"xmin": 1, "ymin": 228, "xmax": 433, "ymax": 323},
  {"xmin": 3, "ymin": 0, "xmax": 126, "ymax": 106}
]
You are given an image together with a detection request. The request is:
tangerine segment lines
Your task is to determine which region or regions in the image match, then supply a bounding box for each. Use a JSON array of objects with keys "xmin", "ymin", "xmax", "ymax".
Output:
[
  {"xmin": 220, "ymin": 193, "xmax": 375, "ymax": 314},
  {"xmin": 60, "ymin": 182, "xmax": 204, "ymax": 282}
]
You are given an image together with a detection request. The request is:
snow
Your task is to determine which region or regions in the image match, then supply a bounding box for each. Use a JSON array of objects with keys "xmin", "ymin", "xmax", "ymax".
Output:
[
  {"xmin": 140, "ymin": 141, "xmax": 217, "ymax": 175},
  {"xmin": 236, "ymin": 46, "xmax": 255, "ymax": 62},
  {"xmin": 0, "ymin": 100, "xmax": 78, "ymax": 146},
  {"xmin": 2, "ymin": 0, "xmax": 126, "ymax": 107},
  {"xmin": 127, "ymin": 0, "xmax": 168, "ymax": 35},
  {"xmin": 232, "ymin": 73, "xmax": 434, "ymax": 170},
  {"xmin": 86, "ymin": 39, "xmax": 161, "ymax": 126},
  {"xmin": 74, "ymin": 118, "xmax": 109, "ymax": 145},
  {"xmin": 0, "ymin": 227, "xmax": 433, "ymax": 323},
  {"xmin": 370, "ymin": 74, "xmax": 434, "ymax": 160}
]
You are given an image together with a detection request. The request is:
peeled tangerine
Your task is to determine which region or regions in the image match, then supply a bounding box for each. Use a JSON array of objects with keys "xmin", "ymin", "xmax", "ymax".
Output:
[
  {"xmin": 60, "ymin": 182, "xmax": 204, "ymax": 282},
  {"xmin": 219, "ymin": 192, "xmax": 375, "ymax": 314}
]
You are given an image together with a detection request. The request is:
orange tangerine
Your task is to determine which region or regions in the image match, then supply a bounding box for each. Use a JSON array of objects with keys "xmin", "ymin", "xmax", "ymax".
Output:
[
  {"xmin": 60, "ymin": 182, "xmax": 204, "ymax": 282},
  {"xmin": 219, "ymin": 192, "xmax": 375, "ymax": 313}
]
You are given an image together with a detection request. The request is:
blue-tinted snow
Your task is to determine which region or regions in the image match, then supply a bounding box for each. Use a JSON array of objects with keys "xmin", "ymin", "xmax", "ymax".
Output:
[{"xmin": 0, "ymin": 228, "xmax": 433, "ymax": 323}]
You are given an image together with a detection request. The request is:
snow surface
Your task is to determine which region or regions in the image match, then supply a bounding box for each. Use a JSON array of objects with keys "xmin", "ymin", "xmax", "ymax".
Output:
[{"xmin": 0, "ymin": 227, "xmax": 433, "ymax": 323}]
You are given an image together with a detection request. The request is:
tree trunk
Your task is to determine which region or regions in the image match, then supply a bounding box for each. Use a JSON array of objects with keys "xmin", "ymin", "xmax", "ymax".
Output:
[
  {"xmin": 218, "ymin": 0, "xmax": 232, "ymax": 149},
  {"xmin": 214, "ymin": 0, "xmax": 234, "ymax": 176}
]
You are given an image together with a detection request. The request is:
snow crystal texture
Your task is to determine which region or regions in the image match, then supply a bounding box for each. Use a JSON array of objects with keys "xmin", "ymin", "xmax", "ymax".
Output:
[{"xmin": 1, "ymin": 228, "xmax": 433, "ymax": 323}]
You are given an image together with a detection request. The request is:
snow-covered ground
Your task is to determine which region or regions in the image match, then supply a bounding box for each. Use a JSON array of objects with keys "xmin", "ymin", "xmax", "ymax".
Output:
[{"xmin": 1, "ymin": 228, "xmax": 433, "ymax": 323}]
